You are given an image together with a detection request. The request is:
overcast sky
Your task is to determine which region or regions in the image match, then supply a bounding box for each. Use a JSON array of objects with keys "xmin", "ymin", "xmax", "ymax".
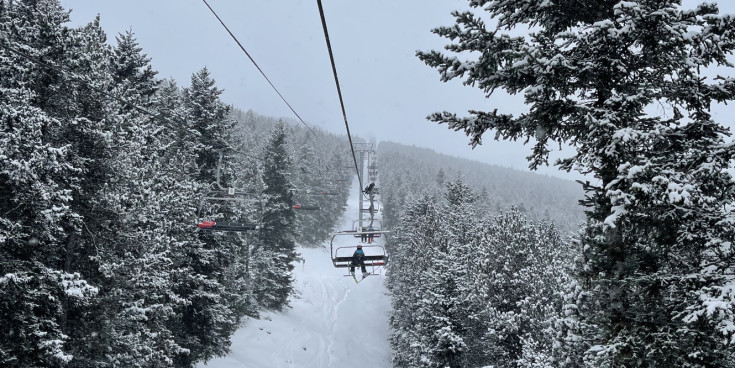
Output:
[{"xmin": 59, "ymin": 0, "xmax": 734, "ymax": 181}]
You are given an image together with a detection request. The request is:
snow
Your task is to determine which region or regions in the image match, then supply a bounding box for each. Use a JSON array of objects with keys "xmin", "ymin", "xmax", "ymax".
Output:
[{"xmin": 199, "ymin": 177, "xmax": 393, "ymax": 368}]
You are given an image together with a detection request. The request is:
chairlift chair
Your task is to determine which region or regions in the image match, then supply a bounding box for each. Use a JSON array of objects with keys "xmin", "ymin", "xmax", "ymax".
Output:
[
  {"xmin": 360, "ymin": 202, "xmax": 380, "ymax": 214},
  {"xmin": 351, "ymin": 219, "xmax": 383, "ymax": 238},
  {"xmin": 329, "ymin": 231, "xmax": 390, "ymax": 274},
  {"xmin": 196, "ymin": 188, "xmax": 262, "ymax": 232},
  {"xmin": 293, "ymin": 203, "xmax": 320, "ymax": 211},
  {"xmin": 364, "ymin": 185, "xmax": 379, "ymax": 196},
  {"xmin": 291, "ymin": 189, "xmax": 322, "ymax": 210}
]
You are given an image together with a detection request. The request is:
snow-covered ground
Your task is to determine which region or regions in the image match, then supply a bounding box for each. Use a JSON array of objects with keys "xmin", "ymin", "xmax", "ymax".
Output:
[{"xmin": 199, "ymin": 177, "xmax": 392, "ymax": 368}]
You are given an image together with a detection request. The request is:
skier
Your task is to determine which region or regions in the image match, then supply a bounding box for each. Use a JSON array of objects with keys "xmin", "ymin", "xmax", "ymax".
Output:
[
  {"xmin": 350, "ymin": 245, "xmax": 368, "ymax": 277},
  {"xmin": 360, "ymin": 227, "xmax": 368, "ymax": 243},
  {"xmin": 367, "ymin": 225, "xmax": 375, "ymax": 244},
  {"xmin": 364, "ymin": 182, "xmax": 375, "ymax": 194}
]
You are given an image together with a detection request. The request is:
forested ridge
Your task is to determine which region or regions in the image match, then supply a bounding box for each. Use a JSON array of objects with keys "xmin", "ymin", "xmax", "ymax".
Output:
[
  {"xmin": 0, "ymin": 1, "xmax": 351, "ymax": 366},
  {"xmin": 378, "ymin": 141, "xmax": 583, "ymax": 232}
]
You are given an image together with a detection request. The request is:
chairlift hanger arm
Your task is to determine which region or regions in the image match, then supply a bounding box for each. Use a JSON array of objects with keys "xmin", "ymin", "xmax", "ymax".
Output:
[{"xmin": 198, "ymin": 221, "xmax": 259, "ymax": 232}]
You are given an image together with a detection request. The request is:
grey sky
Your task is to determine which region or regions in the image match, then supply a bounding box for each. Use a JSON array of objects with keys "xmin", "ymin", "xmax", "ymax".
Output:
[{"xmin": 60, "ymin": 0, "xmax": 734, "ymax": 181}]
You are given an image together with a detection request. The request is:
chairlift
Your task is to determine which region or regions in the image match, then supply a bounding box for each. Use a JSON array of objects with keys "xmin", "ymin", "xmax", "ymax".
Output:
[
  {"xmin": 351, "ymin": 219, "xmax": 383, "ymax": 238},
  {"xmin": 363, "ymin": 183, "xmax": 379, "ymax": 196},
  {"xmin": 196, "ymin": 188, "xmax": 262, "ymax": 232},
  {"xmin": 196, "ymin": 152, "xmax": 262, "ymax": 232},
  {"xmin": 293, "ymin": 203, "xmax": 320, "ymax": 211},
  {"xmin": 329, "ymin": 231, "xmax": 390, "ymax": 273},
  {"xmin": 290, "ymin": 188, "xmax": 323, "ymax": 210},
  {"xmin": 360, "ymin": 202, "xmax": 380, "ymax": 214}
]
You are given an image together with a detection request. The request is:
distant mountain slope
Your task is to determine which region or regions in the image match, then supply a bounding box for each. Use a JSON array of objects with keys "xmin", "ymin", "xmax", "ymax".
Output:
[{"xmin": 377, "ymin": 141, "xmax": 584, "ymax": 232}]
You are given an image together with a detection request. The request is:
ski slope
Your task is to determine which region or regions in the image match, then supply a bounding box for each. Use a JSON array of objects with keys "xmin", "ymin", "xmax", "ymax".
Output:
[{"xmin": 199, "ymin": 177, "xmax": 392, "ymax": 368}]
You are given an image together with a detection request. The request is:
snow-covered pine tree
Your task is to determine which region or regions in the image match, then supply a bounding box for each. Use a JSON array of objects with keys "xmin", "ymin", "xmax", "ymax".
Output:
[
  {"xmin": 319, "ymin": 147, "xmax": 351, "ymax": 236},
  {"xmin": 172, "ymin": 67, "xmax": 240, "ymax": 366},
  {"xmin": 387, "ymin": 193, "xmax": 443, "ymax": 368},
  {"xmin": 0, "ymin": 2, "xmax": 117, "ymax": 365},
  {"xmin": 110, "ymin": 29, "xmax": 158, "ymax": 106},
  {"xmin": 184, "ymin": 67, "xmax": 234, "ymax": 183},
  {"xmin": 252, "ymin": 120, "xmax": 296, "ymax": 310},
  {"xmin": 474, "ymin": 209, "xmax": 571, "ymax": 368},
  {"xmin": 226, "ymin": 113, "xmax": 263, "ymax": 323},
  {"xmin": 288, "ymin": 131, "xmax": 317, "ymax": 243},
  {"xmin": 418, "ymin": 176, "xmax": 481, "ymax": 367},
  {"xmin": 419, "ymin": 1, "xmax": 735, "ymax": 365},
  {"xmin": 0, "ymin": 84, "xmax": 98, "ymax": 368},
  {"xmin": 89, "ymin": 29, "xmax": 196, "ymax": 366},
  {"xmin": 436, "ymin": 168, "xmax": 446, "ymax": 187},
  {"xmin": 440, "ymin": 175, "xmax": 486, "ymax": 367},
  {"xmin": 288, "ymin": 129, "xmax": 347, "ymax": 245}
]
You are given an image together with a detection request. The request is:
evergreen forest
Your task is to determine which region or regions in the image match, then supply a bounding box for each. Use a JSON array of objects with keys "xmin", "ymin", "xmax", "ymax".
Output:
[
  {"xmin": 2, "ymin": 0, "xmax": 735, "ymax": 367},
  {"xmin": 1, "ymin": 2, "xmax": 351, "ymax": 365}
]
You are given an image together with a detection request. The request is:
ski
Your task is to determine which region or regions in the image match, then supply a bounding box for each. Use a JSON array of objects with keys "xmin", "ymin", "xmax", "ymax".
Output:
[{"xmin": 345, "ymin": 273, "xmax": 370, "ymax": 283}]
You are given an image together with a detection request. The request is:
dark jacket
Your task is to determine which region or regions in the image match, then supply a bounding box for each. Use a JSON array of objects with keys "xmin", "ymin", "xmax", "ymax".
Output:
[{"xmin": 352, "ymin": 248, "xmax": 365, "ymax": 265}]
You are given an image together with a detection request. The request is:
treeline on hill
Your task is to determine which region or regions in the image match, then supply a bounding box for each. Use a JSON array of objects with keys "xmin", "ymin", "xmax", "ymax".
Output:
[
  {"xmin": 378, "ymin": 141, "xmax": 584, "ymax": 232},
  {"xmin": 0, "ymin": 1, "xmax": 350, "ymax": 367},
  {"xmin": 380, "ymin": 148, "xmax": 578, "ymax": 366}
]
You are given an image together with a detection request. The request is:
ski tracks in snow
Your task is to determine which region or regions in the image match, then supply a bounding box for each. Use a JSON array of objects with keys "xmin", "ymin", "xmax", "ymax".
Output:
[{"xmin": 267, "ymin": 251, "xmax": 352, "ymax": 368}]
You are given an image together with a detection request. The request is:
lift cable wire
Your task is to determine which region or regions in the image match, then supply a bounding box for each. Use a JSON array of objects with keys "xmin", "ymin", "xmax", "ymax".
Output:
[
  {"xmin": 315, "ymin": 0, "xmax": 364, "ymax": 190},
  {"xmin": 0, "ymin": 39, "xmax": 158, "ymax": 118},
  {"xmin": 201, "ymin": 0, "xmax": 324, "ymax": 144}
]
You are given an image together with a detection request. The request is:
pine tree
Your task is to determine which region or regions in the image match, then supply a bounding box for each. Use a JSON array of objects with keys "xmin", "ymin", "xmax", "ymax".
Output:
[
  {"xmin": 252, "ymin": 121, "xmax": 296, "ymax": 310},
  {"xmin": 422, "ymin": 176, "xmax": 479, "ymax": 367},
  {"xmin": 474, "ymin": 209, "xmax": 571, "ymax": 367},
  {"xmin": 110, "ymin": 29, "xmax": 158, "ymax": 106},
  {"xmin": 0, "ymin": 2, "xmax": 116, "ymax": 365},
  {"xmin": 388, "ymin": 193, "xmax": 443, "ymax": 368},
  {"xmin": 184, "ymin": 67, "xmax": 233, "ymax": 183},
  {"xmin": 0, "ymin": 85, "xmax": 99, "ymax": 368},
  {"xmin": 419, "ymin": 1, "xmax": 735, "ymax": 365},
  {"xmin": 164, "ymin": 67, "xmax": 242, "ymax": 366}
]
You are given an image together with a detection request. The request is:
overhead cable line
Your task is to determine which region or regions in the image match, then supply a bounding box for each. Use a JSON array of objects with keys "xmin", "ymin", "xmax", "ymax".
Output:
[
  {"xmin": 201, "ymin": 0, "xmax": 325, "ymax": 144},
  {"xmin": 0, "ymin": 39, "xmax": 159, "ymax": 118},
  {"xmin": 315, "ymin": 0, "xmax": 364, "ymax": 190}
]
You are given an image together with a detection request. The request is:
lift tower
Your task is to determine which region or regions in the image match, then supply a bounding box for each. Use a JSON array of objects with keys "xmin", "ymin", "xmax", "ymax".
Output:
[{"xmin": 352, "ymin": 142, "xmax": 374, "ymax": 230}]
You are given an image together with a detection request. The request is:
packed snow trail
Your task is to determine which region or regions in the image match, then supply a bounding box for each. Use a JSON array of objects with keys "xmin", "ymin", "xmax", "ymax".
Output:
[{"xmin": 199, "ymin": 177, "xmax": 392, "ymax": 368}]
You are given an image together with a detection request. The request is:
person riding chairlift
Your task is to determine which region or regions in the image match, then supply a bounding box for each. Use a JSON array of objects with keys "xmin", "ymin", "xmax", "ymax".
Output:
[
  {"xmin": 367, "ymin": 225, "xmax": 375, "ymax": 244},
  {"xmin": 360, "ymin": 227, "xmax": 368, "ymax": 243},
  {"xmin": 350, "ymin": 245, "xmax": 368, "ymax": 276}
]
